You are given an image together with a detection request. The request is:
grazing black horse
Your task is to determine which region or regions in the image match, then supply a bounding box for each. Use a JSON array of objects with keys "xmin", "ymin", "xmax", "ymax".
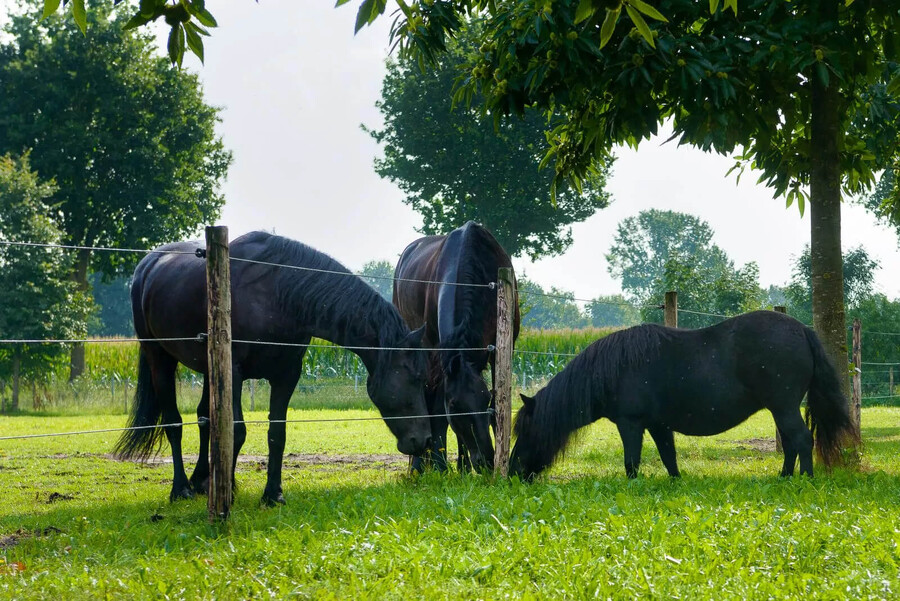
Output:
[
  {"xmin": 114, "ymin": 231, "xmax": 430, "ymax": 505},
  {"xmin": 393, "ymin": 221, "xmax": 520, "ymax": 472},
  {"xmin": 511, "ymin": 311, "xmax": 857, "ymax": 480}
]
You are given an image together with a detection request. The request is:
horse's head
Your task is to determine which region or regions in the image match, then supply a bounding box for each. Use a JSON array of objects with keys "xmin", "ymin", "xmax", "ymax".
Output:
[
  {"xmin": 509, "ymin": 393, "xmax": 550, "ymax": 482},
  {"xmin": 367, "ymin": 325, "xmax": 431, "ymax": 456},
  {"xmin": 443, "ymin": 353, "xmax": 494, "ymax": 472}
]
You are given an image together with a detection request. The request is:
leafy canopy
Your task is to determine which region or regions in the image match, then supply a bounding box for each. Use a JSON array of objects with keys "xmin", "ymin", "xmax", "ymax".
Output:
[
  {"xmin": 0, "ymin": 154, "xmax": 90, "ymax": 384},
  {"xmin": 368, "ymin": 25, "xmax": 612, "ymax": 259},
  {"xmin": 0, "ymin": 0, "xmax": 231, "ymax": 277},
  {"xmin": 606, "ymin": 209, "xmax": 764, "ymax": 327}
]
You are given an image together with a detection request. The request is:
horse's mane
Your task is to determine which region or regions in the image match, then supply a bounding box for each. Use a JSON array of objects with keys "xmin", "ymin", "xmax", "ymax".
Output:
[
  {"xmin": 514, "ymin": 324, "xmax": 668, "ymax": 467},
  {"xmin": 240, "ymin": 231, "xmax": 410, "ymax": 348},
  {"xmin": 441, "ymin": 222, "xmax": 510, "ymax": 370}
]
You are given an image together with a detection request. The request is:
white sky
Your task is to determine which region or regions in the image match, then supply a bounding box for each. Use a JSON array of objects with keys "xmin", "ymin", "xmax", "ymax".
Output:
[{"xmin": 7, "ymin": 1, "xmax": 900, "ymax": 301}]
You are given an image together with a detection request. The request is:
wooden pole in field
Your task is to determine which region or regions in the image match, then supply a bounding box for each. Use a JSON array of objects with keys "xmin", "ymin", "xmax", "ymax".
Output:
[
  {"xmin": 206, "ymin": 225, "xmax": 233, "ymax": 523},
  {"xmin": 664, "ymin": 291, "xmax": 678, "ymax": 328},
  {"xmin": 493, "ymin": 267, "xmax": 515, "ymax": 478},
  {"xmin": 774, "ymin": 306, "xmax": 787, "ymax": 453},
  {"xmin": 851, "ymin": 318, "xmax": 862, "ymax": 436}
]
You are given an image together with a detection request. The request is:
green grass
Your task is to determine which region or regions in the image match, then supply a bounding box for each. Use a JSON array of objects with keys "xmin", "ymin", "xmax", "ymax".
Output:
[{"xmin": 1, "ymin": 406, "xmax": 899, "ymax": 599}]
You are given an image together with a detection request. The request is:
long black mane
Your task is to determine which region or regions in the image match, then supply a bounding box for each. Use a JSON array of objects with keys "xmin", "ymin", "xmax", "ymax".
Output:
[
  {"xmin": 514, "ymin": 324, "xmax": 668, "ymax": 464},
  {"xmin": 242, "ymin": 231, "xmax": 411, "ymax": 349},
  {"xmin": 441, "ymin": 223, "xmax": 507, "ymax": 370}
]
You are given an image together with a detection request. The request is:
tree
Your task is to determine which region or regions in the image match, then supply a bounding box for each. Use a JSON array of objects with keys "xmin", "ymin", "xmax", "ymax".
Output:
[
  {"xmin": 587, "ymin": 294, "xmax": 641, "ymax": 328},
  {"xmin": 784, "ymin": 245, "xmax": 880, "ymax": 328},
  {"xmin": 518, "ymin": 278, "xmax": 589, "ymax": 329},
  {"xmin": 0, "ymin": 0, "xmax": 231, "ymax": 378},
  {"xmin": 357, "ymin": 260, "xmax": 394, "ymax": 302},
  {"xmin": 368, "ymin": 27, "xmax": 612, "ymax": 259},
  {"xmin": 606, "ymin": 210, "xmax": 763, "ymax": 327},
  {"xmin": 0, "ymin": 154, "xmax": 90, "ymax": 412},
  {"xmin": 87, "ymin": 272, "xmax": 133, "ymax": 337}
]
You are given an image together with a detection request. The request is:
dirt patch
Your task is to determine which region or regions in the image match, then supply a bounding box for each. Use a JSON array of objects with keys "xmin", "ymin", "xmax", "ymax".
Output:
[
  {"xmin": 730, "ymin": 438, "xmax": 777, "ymax": 453},
  {"xmin": 0, "ymin": 526, "xmax": 63, "ymax": 550},
  {"xmin": 100, "ymin": 452, "xmax": 410, "ymax": 470},
  {"xmin": 45, "ymin": 492, "xmax": 76, "ymax": 504}
]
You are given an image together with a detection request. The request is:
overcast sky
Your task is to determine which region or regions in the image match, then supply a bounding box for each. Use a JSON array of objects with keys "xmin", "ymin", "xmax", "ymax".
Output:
[{"xmin": 8, "ymin": 1, "xmax": 900, "ymax": 302}]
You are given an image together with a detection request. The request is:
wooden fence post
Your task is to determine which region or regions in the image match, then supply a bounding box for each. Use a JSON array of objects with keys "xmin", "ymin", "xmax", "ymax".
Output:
[
  {"xmin": 206, "ymin": 225, "xmax": 234, "ymax": 523},
  {"xmin": 774, "ymin": 306, "xmax": 786, "ymax": 453},
  {"xmin": 664, "ymin": 291, "xmax": 678, "ymax": 328},
  {"xmin": 494, "ymin": 267, "xmax": 515, "ymax": 478},
  {"xmin": 851, "ymin": 318, "xmax": 862, "ymax": 436}
]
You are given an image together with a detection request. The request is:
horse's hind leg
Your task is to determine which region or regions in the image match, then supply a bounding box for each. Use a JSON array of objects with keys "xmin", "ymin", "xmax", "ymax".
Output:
[
  {"xmin": 150, "ymin": 353, "xmax": 193, "ymax": 501},
  {"xmin": 648, "ymin": 425, "xmax": 680, "ymax": 477},
  {"xmin": 262, "ymin": 363, "xmax": 302, "ymax": 506},
  {"xmin": 616, "ymin": 420, "xmax": 645, "ymax": 479},
  {"xmin": 772, "ymin": 409, "xmax": 814, "ymax": 477},
  {"xmin": 189, "ymin": 377, "xmax": 211, "ymax": 495}
]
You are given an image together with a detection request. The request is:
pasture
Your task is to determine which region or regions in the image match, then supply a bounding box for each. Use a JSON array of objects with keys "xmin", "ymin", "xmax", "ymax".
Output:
[{"xmin": 2, "ymin": 399, "xmax": 899, "ymax": 599}]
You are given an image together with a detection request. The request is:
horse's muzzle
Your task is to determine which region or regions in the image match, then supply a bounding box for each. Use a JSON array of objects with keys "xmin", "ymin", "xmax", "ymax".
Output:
[{"xmin": 397, "ymin": 434, "xmax": 430, "ymax": 456}]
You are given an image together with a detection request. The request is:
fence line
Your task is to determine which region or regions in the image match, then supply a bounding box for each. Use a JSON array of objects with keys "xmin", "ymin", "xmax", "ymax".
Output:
[
  {"xmin": 0, "ymin": 239, "xmax": 197, "ymax": 256},
  {"xmin": 0, "ymin": 410, "xmax": 493, "ymax": 442}
]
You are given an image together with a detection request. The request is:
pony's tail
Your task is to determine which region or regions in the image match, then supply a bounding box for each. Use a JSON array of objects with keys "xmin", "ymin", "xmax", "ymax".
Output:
[
  {"xmin": 113, "ymin": 346, "xmax": 164, "ymax": 461},
  {"xmin": 804, "ymin": 328, "xmax": 859, "ymax": 468}
]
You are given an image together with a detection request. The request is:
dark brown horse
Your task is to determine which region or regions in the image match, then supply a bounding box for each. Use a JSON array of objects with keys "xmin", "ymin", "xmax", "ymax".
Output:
[
  {"xmin": 510, "ymin": 311, "xmax": 857, "ymax": 481},
  {"xmin": 393, "ymin": 221, "xmax": 520, "ymax": 472},
  {"xmin": 114, "ymin": 231, "xmax": 430, "ymax": 505}
]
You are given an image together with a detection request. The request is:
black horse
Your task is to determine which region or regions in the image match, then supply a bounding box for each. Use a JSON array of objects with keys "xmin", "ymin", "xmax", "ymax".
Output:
[
  {"xmin": 511, "ymin": 311, "xmax": 857, "ymax": 480},
  {"xmin": 393, "ymin": 221, "xmax": 520, "ymax": 472},
  {"xmin": 114, "ymin": 231, "xmax": 430, "ymax": 505}
]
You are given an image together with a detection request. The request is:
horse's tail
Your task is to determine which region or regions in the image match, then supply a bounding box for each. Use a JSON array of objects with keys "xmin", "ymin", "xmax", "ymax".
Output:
[
  {"xmin": 113, "ymin": 345, "xmax": 164, "ymax": 461},
  {"xmin": 803, "ymin": 327, "xmax": 859, "ymax": 468}
]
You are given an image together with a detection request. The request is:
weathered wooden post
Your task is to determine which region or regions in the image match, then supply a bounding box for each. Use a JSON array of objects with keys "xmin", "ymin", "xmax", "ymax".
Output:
[
  {"xmin": 851, "ymin": 317, "xmax": 862, "ymax": 436},
  {"xmin": 493, "ymin": 267, "xmax": 515, "ymax": 477},
  {"xmin": 206, "ymin": 225, "xmax": 234, "ymax": 523},
  {"xmin": 774, "ymin": 306, "xmax": 787, "ymax": 453},
  {"xmin": 664, "ymin": 291, "xmax": 678, "ymax": 328}
]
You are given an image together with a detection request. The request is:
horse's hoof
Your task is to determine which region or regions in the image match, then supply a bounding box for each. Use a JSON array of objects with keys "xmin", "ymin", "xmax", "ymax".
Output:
[
  {"xmin": 190, "ymin": 477, "xmax": 209, "ymax": 496},
  {"xmin": 261, "ymin": 491, "xmax": 286, "ymax": 507},
  {"xmin": 169, "ymin": 485, "xmax": 195, "ymax": 502}
]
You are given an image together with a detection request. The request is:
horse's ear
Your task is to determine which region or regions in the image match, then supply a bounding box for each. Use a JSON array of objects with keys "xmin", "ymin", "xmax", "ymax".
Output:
[
  {"xmin": 406, "ymin": 324, "xmax": 426, "ymax": 347},
  {"xmin": 520, "ymin": 393, "xmax": 534, "ymax": 408}
]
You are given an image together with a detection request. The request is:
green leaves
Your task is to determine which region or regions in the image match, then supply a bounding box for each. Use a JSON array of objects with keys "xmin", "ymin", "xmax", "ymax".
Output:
[
  {"xmin": 41, "ymin": 0, "xmax": 61, "ymax": 20},
  {"xmin": 167, "ymin": 22, "xmax": 185, "ymax": 69},
  {"xmin": 354, "ymin": 0, "xmax": 387, "ymax": 34},
  {"xmin": 72, "ymin": 0, "xmax": 87, "ymax": 33},
  {"xmin": 600, "ymin": 9, "xmax": 621, "ymax": 49}
]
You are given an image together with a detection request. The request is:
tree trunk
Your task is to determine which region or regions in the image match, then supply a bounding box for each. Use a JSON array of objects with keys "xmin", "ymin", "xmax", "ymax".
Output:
[
  {"xmin": 11, "ymin": 350, "xmax": 21, "ymax": 412},
  {"xmin": 68, "ymin": 247, "xmax": 92, "ymax": 381},
  {"xmin": 809, "ymin": 0, "xmax": 852, "ymax": 422}
]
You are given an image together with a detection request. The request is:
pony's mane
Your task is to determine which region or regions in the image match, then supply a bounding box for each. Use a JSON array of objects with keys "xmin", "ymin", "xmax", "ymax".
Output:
[
  {"xmin": 441, "ymin": 222, "xmax": 510, "ymax": 369},
  {"xmin": 514, "ymin": 324, "xmax": 668, "ymax": 466},
  {"xmin": 239, "ymin": 231, "xmax": 410, "ymax": 348}
]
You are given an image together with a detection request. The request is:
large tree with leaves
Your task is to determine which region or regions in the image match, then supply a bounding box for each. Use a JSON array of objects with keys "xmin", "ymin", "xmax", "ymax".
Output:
[
  {"xmin": 607, "ymin": 210, "xmax": 764, "ymax": 327},
  {"xmin": 0, "ymin": 0, "xmax": 231, "ymax": 378},
  {"xmin": 0, "ymin": 154, "xmax": 90, "ymax": 411},
  {"xmin": 368, "ymin": 26, "xmax": 612, "ymax": 259}
]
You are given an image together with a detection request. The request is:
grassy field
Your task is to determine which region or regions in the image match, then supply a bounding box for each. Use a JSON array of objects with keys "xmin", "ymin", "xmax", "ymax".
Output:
[{"xmin": 1, "ymin": 404, "xmax": 899, "ymax": 599}]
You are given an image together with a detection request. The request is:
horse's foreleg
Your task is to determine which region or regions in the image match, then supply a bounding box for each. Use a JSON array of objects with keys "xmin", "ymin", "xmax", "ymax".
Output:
[
  {"xmin": 231, "ymin": 368, "xmax": 247, "ymax": 492},
  {"xmin": 262, "ymin": 369, "xmax": 300, "ymax": 506},
  {"xmin": 190, "ymin": 377, "xmax": 211, "ymax": 495},
  {"xmin": 153, "ymin": 361, "xmax": 192, "ymax": 502},
  {"xmin": 616, "ymin": 420, "xmax": 645, "ymax": 479},
  {"xmin": 773, "ymin": 410, "xmax": 813, "ymax": 477},
  {"xmin": 648, "ymin": 425, "xmax": 680, "ymax": 477}
]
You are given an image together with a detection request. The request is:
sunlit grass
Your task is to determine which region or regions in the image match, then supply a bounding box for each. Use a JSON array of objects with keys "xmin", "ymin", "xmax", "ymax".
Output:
[{"xmin": 1, "ymin": 407, "xmax": 899, "ymax": 599}]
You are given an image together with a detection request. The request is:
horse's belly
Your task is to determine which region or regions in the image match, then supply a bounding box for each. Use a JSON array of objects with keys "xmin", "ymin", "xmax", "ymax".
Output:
[{"xmin": 662, "ymin": 400, "xmax": 759, "ymax": 437}]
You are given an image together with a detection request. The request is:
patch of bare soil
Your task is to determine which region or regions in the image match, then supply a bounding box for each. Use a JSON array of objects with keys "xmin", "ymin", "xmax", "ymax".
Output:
[
  {"xmin": 729, "ymin": 438, "xmax": 777, "ymax": 453},
  {"xmin": 0, "ymin": 526, "xmax": 63, "ymax": 550},
  {"xmin": 97, "ymin": 452, "xmax": 410, "ymax": 470}
]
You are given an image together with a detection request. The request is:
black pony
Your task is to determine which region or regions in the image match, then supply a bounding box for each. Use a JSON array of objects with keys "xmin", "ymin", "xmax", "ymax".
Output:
[
  {"xmin": 511, "ymin": 311, "xmax": 857, "ymax": 480},
  {"xmin": 393, "ymin": 221, "xmax": 520, "ymax": 472},
  {"xmin": 114, "ymin": 231, "xmax": 430, "ymax": 505}
]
